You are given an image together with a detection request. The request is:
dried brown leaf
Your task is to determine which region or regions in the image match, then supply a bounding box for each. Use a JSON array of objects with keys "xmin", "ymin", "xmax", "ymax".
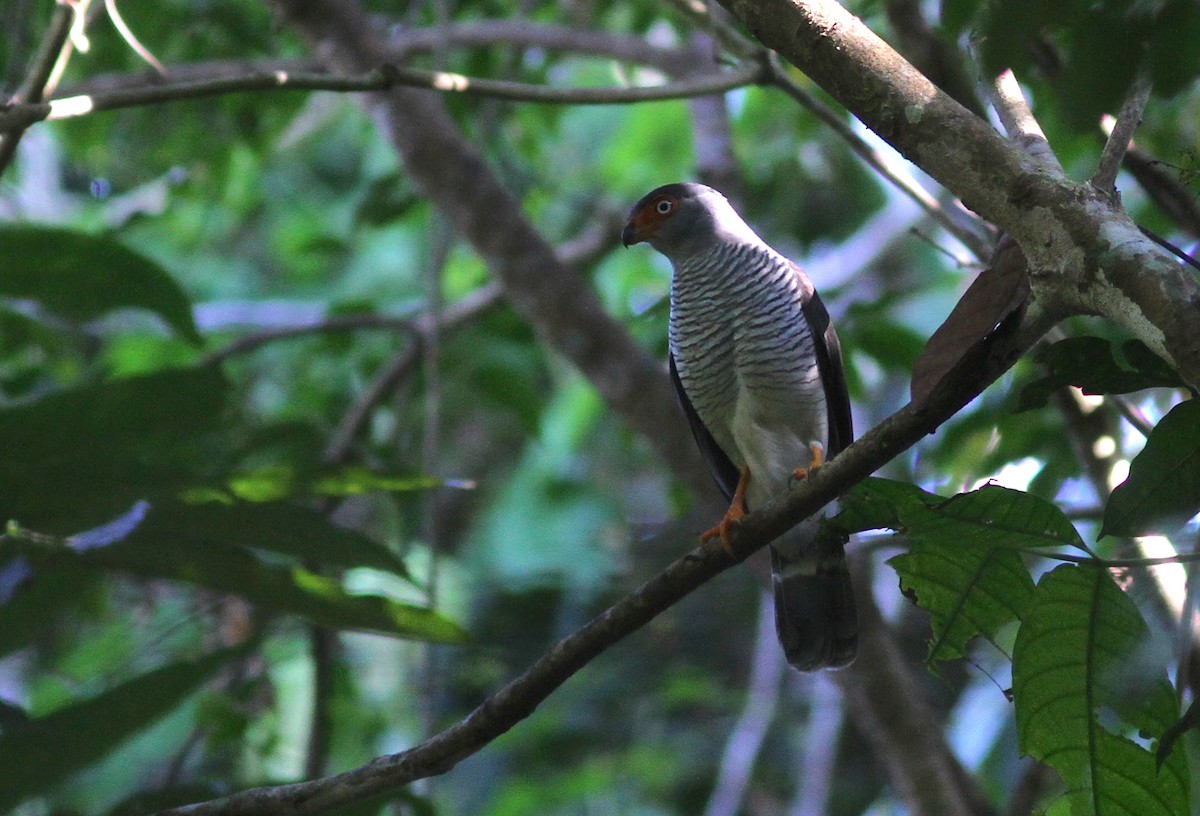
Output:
[{"xmin": 911, "ymin": 235, "xmax": 1030, "ymax": 404}]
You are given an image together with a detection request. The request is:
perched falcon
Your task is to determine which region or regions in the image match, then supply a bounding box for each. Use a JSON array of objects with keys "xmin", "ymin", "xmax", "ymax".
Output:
[{"xmin": 622, "ymin": 182, "xmax": 857, "ymax": 670}]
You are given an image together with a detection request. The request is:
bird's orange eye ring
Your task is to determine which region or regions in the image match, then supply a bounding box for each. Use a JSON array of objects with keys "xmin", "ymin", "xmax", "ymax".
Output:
[{"xmin": 653, "ymin": 197, "xmax": 675, "ymax": 215}]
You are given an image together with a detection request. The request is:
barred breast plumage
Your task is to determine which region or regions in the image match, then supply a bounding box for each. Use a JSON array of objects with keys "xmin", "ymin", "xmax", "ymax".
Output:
[{"xmin": 622, "ymin": 182, "xmax": 857, "ymax": 671}]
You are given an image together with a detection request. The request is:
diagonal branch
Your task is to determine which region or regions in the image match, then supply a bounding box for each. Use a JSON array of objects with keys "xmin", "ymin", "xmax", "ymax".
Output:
[
  {"xmin": 717, "ymin": 0, "xmax": 1200, "ymax": 386},
  {"xmin": 0, "ymin": 2, "xmax": 75, "ymax": 177},
  {"xmin": 1093, "ymin": 73, "xmax": 1152, "ymax": 194},
  {"xmin": 155, "ymin": 249, "xmax": 1053, "ymax": 816}
]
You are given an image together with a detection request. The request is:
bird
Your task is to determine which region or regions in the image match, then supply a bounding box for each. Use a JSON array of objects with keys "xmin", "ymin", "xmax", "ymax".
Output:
[{"xmin": 622, "ymin": 182, "xmax": 857, "ymax": 670}]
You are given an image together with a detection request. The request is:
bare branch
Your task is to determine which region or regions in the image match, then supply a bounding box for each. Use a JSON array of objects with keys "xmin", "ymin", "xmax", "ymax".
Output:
[
  {"xmin": 200, "ymin": 312, "xmax": 420, "ymax": 367},
  {"xmin": 1093, "ymin": 73, "xmax": 1152, "ymax": 194},
  {"xmin": 988, "ymin": 69, "xmax": 1063, "ymax": 176},
  {"xmin": 0, "ymin": 3, "xmax": 75, "ymax": 176},
  {"xmin": 155, "ymin": 279, "xmax": 1051, "ymax": 816},
  {"xmin": 0, "ymin": 60, "xmax": 767, "ymax": 132},
  {"xmin": 322, "ymin": 283, "xmax": 504, "ymax": 466}
]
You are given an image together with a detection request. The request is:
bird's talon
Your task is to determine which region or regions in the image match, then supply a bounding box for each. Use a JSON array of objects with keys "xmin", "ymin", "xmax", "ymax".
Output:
[
  {"xmin": 793, "ymin": 442, "xmax": 826, "ymax": 482},
  {"xmin": 702, "ymin": 465, "xmax": 751, "ymax": 554}
]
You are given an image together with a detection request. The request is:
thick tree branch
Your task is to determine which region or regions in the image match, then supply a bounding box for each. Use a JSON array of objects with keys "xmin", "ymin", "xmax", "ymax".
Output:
[{"xmin": 717, "ymin": 0, "xmax": 1200, "ymax": 386}]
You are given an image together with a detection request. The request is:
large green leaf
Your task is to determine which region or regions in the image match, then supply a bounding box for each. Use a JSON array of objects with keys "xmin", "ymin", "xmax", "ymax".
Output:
[
  {"xmin": 1012, "ymin": 564, "xmax": 1188, "ymax": 816},
  {"xmin": 0, "ymin": 365, "xmax": 229, "ymax": 531},
  {"xmin": 1102, "ymin": 399, "xmax": 1200, "ymax": 537},
  {"xmin": 890, "ymin": 544, "xmax": 1033, "ymax": 664},
  {"xmin": 888, "ymin": 485, "xmax": 1081, "ymax": 663},
  {"xmin": 0, "ymin": 648, "xmax": 240, "ymax": 812},
  {"xmin": 1017, "ymin": 337, "xmax": 1186, "ymax": 412},
  {"xmin": 904, "ymin": 484, "xmax": 1087, "ymax": 553},
  {"xmin": 835, "ymin": 477, "xmax": 943, "ymax": 534},
  {"xmin": 130, "ymin": 499, "xmax": 412, "ymax": 577},
  {"xmin": 83, "ymin": 539, "xmax": 465, "ymax": 643},
  {"xmin": 850, "ymin": 483, "xmax": 1085, "ymax": 663},
  {"xmin": 0, "ymin": 224, "xmax": 201, "ymax": 343}
]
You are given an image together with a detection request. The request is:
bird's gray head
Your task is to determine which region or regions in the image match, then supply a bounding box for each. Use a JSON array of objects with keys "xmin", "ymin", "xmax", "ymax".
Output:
[{"xmin": 621, "ymin": 182, "xmax": 760, "ymax": 260}]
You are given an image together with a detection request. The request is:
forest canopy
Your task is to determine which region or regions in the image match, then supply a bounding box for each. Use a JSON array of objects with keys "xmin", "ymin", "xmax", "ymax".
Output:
[{"xmin": 1, "ymin": 1, "xmax": 1199, "ymax": 815}]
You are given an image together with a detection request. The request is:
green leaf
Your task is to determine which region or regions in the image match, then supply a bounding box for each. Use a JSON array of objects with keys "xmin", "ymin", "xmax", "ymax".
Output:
[
  {"xmin": 834, "ymin": 477, "xmax": 942, "ymax": 534},
  {"xmin": 0, "ymin": 365, "xmax": 229, "ymax": 531},
  {"xmin": 890, "ymin": 543, "xmax": 1033, "ymax": 664},
  {"xmin": 855, "ymin": 484, "xmax": 1086, "ymax": 663},
  {"xmin": 0, "ymin": 648, "xmax": 241, "ymax": 812},
  {"xmin": 0, "ymin": 564, "xmax": 100, "ymax": 659},
  {"xmin": 1102, "ymin": 399, "xmax": 1200, "ymax": 537},
  {"xmin": 1012, "ymin": 564, "xmax": 1188, "ymax": 816},
  {"xmin": 1017, "ymin": 337, "xmax": 1186, "ymax": 412},
  {"xmin": 884, "ymin": 485, "xmax": 1081, "ymax": 663},
  {"xmin": 906, "ymin": 484, "xmax": 1087, "ymax": 553},
  {"xmin": 129, "ymin": 499, "xmax": 411, "ymax": 577},
  {"xmin": 84, "ymin": 536, "xmax": 465, "ymax": 643},
  {"xmin": 191, "ymin": 464, "xmax": 460, "ymax": 504},
  {"xmin": 0, "ymin": 225, "xmax": 201, "ymax": 343}
]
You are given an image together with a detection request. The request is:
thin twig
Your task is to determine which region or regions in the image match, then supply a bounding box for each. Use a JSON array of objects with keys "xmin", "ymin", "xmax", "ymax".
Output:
[
  {"xmin": 0, "ymin": 3, "xmax": 75, "ymax": 177},
  {"xmin": 1036, "ymin": 550, "xmax": 1200, "ymax": 568},
  {"xmin": 1093, "ymin": 73, "xmax": 1152, "ymax": 194},
  {"xmin": 321, "ymin": 282, "xmax": 504, "ymax": 466},
  {"xmin": 103, "ymin": 0, "xmax": 165, "ymax": 74},
  {"xmin": 0, "ymin": 60, "xmax": 767, "ymax": 132},
  {"xmin": 200, "ymin": 313, "xmax": 421, "ymax": 366},
  {"xmin": 988, "ymin": 69, "xmax": 1063, "ymax": 176}
]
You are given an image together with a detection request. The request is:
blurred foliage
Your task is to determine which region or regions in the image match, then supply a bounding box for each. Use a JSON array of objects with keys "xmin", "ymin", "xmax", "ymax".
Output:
[{"xmin": 0, "ymin": 0, "xmax": 1199, "ymax": 815}]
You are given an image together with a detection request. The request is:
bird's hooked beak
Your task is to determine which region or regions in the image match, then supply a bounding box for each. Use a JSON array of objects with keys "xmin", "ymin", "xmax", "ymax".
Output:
[{"xmin": 621, "ymin": 209, "xmax": 653, "ymax": 247}]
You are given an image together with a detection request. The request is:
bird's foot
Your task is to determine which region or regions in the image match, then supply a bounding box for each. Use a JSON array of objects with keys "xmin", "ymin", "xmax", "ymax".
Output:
[
  {"xmin": 792, "ymin": 441, "xmax": 826, "ymax": 481},
  {"xmin": 701, "ymin": 466, "xmax": 751, "ymax": 554}
]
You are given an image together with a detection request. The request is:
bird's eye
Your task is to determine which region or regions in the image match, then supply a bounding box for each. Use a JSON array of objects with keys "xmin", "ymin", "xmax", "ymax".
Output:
[{"xmin": 655, "ymin": 198, "xmax": 674, "ymax": 215}]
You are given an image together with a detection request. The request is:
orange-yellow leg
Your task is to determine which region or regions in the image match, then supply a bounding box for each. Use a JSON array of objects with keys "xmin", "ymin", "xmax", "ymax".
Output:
[
  {"xmin": 701, "ymin": 466, "xmax": 751, "ymax": 553},
  {"xmin": 792, "ymin": 441, "xmax": 826, "ymax": 481}
]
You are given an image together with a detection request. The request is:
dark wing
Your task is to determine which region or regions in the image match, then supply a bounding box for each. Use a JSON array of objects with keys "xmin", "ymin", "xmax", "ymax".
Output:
[
  {"xmin": 669, "ymin": 353, "xmax": 741, "ymax": 503},
  {"xmin": 793, "ymin": 262, "xmax": 853, "ymax": 457}
]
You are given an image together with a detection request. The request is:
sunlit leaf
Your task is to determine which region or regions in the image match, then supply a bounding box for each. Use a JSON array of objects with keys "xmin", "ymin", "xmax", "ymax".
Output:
[
  {"xmin": 0, "ymin": 225, "xmax": 201, "ymax": 343},
  {"xmin": 201, "ymin": 464, "xmax": 461, "ymax": 503},
  {"xmin": 1012, "ymin": 564, "xmax": 1188, "ymax": 816},
  {"xmin": 83, "ymin": 538, "xmax": 466, "ymax": 643},
  {"xmin": 1102, "ymin": 399, "xmax": 1200, "ymax": 537},
  {"xmin": 0, "ymin": 648, "xmax": 241, "ymax": 812}
]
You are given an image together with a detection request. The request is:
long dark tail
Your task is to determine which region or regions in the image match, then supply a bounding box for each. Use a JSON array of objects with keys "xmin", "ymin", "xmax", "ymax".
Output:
[{"xmin": 769, "ymin": 525, "xmax": 857, "ymax": 671}]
